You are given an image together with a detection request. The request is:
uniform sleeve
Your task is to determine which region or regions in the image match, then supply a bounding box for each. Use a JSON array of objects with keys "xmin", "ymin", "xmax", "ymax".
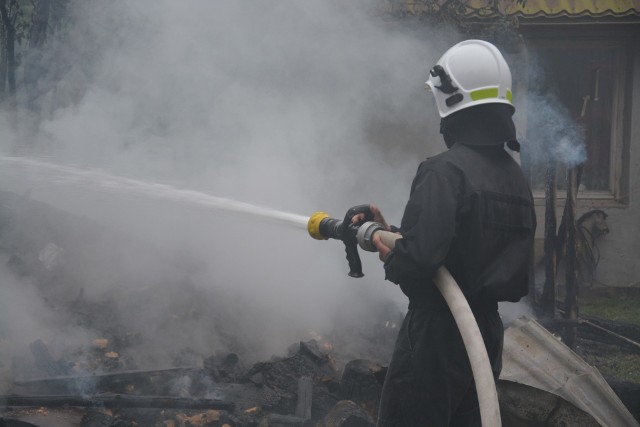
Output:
[{"xmin": 383, "ymin": 167, "xmax": 460, "ymax": 286}]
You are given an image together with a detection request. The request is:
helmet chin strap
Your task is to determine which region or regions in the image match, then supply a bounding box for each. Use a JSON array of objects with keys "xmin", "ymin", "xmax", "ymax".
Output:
[
  {"xmin": 440, "ymin": 117, "xmax": 456, "ymax": 149},
  {"xmin": 507, "ymin": 140, "xmax": 521, "ymax": 152}
]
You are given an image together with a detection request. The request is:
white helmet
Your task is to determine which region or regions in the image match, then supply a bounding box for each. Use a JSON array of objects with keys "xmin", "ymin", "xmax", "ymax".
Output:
[{"xmin": 426, "ymin": 40, "xmax": 514, "ymax": 118}]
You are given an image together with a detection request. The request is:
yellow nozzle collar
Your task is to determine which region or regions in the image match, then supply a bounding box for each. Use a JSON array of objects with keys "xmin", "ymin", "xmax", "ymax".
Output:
[{"xmin": 308, "ymin": 211, "xmax": 330, "ymax": 240}]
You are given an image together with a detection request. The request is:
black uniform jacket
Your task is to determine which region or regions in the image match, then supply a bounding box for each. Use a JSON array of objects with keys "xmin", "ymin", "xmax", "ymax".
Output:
[{"xmin": 383, "ymin": 143, "xmax": 536, "ymax": 309}]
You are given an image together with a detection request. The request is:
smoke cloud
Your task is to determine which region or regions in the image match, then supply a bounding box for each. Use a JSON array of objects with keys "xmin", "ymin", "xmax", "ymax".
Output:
[
  {"xmin": 515, "ymin": 48, "xmax": 587, "ymax": 169},
  {"xmin": 521, "ymin": 93, "xmax": 587, "ymax": 167},
  {"xmin": 0, "ymin": 0, "xmax": 452, "ymax": 378},
  {"xmin": 1, "ymin": 2, "xmax": 582, "ymax": 383}
]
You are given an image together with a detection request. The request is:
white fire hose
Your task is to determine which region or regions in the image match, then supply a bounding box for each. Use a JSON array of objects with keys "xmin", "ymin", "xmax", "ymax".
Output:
[
  {"xmin": 358, "ymin": 223, "xmax": 502, "ymax": 427},
  {"xmin": 307, "ymin": 212, "xmax": 501, "ymax": 426}
]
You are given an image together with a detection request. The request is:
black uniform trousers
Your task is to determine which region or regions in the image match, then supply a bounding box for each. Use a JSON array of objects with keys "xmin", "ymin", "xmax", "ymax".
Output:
[{"xmin": 377, "ymin": 305, "xmax": 503, "ymax": 427}]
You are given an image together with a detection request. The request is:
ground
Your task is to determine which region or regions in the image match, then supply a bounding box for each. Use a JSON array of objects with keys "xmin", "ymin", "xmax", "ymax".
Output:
[
  {"xmin": 581, "ymin": 293, "xmax": 640, "ymax": 325},
  {"xmin": 572, "ymin": 290, "xmax": 640, "ymax": 420},
  {"xmin": 579, "ymin": 292, "xmax": 640, "ymax": 381}
]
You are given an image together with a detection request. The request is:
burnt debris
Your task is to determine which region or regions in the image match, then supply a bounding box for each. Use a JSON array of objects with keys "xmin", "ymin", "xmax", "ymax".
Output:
[
  {"xmin": 2, "ymin": 190, "xmax": 639, "ymax": 425},
  {"xmin": 2, "ymin": 338, "xmax": 383, "ymax": 426}
]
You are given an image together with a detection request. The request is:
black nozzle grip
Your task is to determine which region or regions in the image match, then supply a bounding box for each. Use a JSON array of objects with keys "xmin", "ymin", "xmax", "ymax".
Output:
[
  {"xmin": 344, "ymin": 238, "xmax": 363, "ymax": 278},
  {"xmin": 335, "ymin": 204, "xmax": 373, "ymax": 278},
  {"xmin": 341, "ymin": 205, "xmax": 373, "ymax": 278}
]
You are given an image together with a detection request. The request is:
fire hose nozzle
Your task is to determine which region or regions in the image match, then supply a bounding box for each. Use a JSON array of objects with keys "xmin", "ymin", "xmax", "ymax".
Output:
[
  {"xmin": 308, "ymin": 211, "xmax": 331, "ymax": 240},
  {"xmin": 307, "ymin": 205, "xmax": 375, "ymax": 277}
]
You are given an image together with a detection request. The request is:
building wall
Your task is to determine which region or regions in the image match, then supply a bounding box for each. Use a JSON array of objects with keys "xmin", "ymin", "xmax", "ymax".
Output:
[
  {"xmin": 591, "ymin": 41, "xmax": 640, "ymax": 288},
  {"xmin": 521, "ymin": 22, "xmax": 639, "ymax": 290}
]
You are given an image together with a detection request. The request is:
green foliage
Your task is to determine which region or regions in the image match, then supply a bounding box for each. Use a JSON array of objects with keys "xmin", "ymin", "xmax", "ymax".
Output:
[
  {"xmin": 592, "ymin": 353, "xmax": 640, "ymax": 383},
  {"xmin": 0, "ymin": 0, "xmax": 71, "ymax": 103},
  {"xmin": 577, "ymin": 295, "xmax": 640, "ymax": 384},
  {"xmin": 388, "ymin": 0, "xmax": 524, "ymax": 52},
  {"xmin": 0, "ymin": 0, "xmax": 29, "ymax": 44},
  {"xmin": 581, "ymin": 296, "xmax": 640, "ymax": 325}
]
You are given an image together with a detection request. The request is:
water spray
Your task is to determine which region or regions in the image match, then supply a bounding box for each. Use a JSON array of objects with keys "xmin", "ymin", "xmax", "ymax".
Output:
[
  {"xmin": 307, "ymin": 206, "xmax": 502, "ymax": 427},
  {"xmin": 0, "ymin": 155, "xmax": 500, "ymax": 425},
  {"xmin": 0, "ymin": 156, "xmax": 309, "ymax": 230}
]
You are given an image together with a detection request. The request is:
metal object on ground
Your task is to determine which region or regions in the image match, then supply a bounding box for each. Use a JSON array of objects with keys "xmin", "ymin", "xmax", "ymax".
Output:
[{"xmin": 502, "ymin": 317, "xmax": 640, "ymax": 427}]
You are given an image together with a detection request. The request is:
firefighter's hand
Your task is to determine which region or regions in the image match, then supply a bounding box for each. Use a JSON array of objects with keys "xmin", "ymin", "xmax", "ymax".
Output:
[
  {"xmin": 350, "ymin": 204, "xmax": 390, "ymax": 231},
  {"xmin": 372, "ymin": 232, "xmax": 392, "ymax": 262}
]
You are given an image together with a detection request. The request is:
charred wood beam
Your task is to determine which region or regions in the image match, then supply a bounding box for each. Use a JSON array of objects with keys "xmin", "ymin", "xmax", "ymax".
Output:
[
  {"xmin": 537, "ymin": 317, "xmax": 640, "ymax": 353},
  {"xmin": 563, "ymin": 166, "xmax": 582, "ymax": 349},
  {"xmin": 0, "ymin": 394, "xmax": 234, "ymax": 411},
  {"xmin": 14, "ymin": 373, "xmax": 283, "ymax": 414},
  {"xmin": 581, "ymin": 320, "xmax": 640, "ymax": 352},
  {"xmin": 264, "ymin": 413, "xmax": 308, "ymax": 426},
  {"xmin": 582, "ymin": 316, "xmax": 640, "ymax": 342},
  {"xmin": 541, "ymin": 157, "xmax": 558, "ymax": 317},
  {"xmin": 13, "ymin": 367, "xmax": 199, "ymax": 394},
  {"xmin": 295, "ymin": 376, "xmax": 312, "ymax": 420}
]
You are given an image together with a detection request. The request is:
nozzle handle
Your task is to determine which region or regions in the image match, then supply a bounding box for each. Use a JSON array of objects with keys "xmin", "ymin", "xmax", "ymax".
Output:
[
  {"xmin": 345, "ymin": 236, "xmax": 363, "ymax": 278},
  {"xmin": 342, "ymin": 205, "xmax": 374, "ymax": 278}
]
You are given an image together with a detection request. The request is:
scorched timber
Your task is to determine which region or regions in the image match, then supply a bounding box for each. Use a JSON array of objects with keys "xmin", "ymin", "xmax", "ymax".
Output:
[
  {"xmin": 0, "ymin": 394, "xmax": 234, "ymax": 411},
  {"xmin": 12, "ymin": 367, "xmax": 199, "ymax": 395}
]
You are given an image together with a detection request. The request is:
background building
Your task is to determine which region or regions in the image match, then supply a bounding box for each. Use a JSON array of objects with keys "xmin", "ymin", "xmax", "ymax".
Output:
[{"xmin": 388, "ymin": 0, "xmax": 640, "ymax": 291}]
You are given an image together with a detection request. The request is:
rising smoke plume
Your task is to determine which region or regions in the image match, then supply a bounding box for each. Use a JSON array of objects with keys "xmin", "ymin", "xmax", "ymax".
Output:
[
  {"xmin": 515, "ymin": 47, "xmax": 587, "ymax": 169},
  {"xmin": 0, "ymin": 0, "xmax": 452, "ymax": 379},
  {"xmin": 521, "ymin": 93, "xmax": 586, "ymax": 167},
  {"xmin": 0, "ymin": 1, "xmax": 587, "ymax": 384}
]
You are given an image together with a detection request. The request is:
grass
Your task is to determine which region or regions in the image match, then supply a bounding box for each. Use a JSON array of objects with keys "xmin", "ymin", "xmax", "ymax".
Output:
[
  {"xmin": 576, "ymin": 293, "xmax": 640, "ymax": 385},
  {"xmin": 595, "ymin": 354, "xmax": 640, "ymax": 383},
  {"xmin": 580, "ymin": 295, "xmax": 640, "ymax": 325}
]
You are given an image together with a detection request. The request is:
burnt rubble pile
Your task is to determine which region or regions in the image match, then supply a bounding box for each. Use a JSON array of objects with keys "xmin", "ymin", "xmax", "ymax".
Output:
[
  {"xmin": 4, "ymin": 338, "xmax": 384, "ymax": 426},
  {"xmin": 3, "ymin": 191, "xmax": 639, "ymax": 425},
  {"xmin": 0, "ymin": 191, "xmax": 393, "ymax": 426}
]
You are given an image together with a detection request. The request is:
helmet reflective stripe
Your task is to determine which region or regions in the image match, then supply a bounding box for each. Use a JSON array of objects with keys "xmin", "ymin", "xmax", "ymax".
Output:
[
  {"xmin": 470, "ymin": 88, "xmax": 498, "ymax": 101},
  {"xmin": 426, "ymin": 40, "xmax": 514, "ymax": 118},
  {"xmin": 470, "ymin": 88, "xmax": 513, "ymax": 103}
]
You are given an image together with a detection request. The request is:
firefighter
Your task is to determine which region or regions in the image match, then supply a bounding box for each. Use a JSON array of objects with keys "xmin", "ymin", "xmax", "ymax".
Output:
[{"xmin": 370, "ymin": 40, "xmax": 537, "ymax": 426}]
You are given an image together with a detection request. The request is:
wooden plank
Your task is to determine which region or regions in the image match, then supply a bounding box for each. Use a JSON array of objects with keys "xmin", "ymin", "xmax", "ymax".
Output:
[
  {"xmin": 266, "ymin": 413, "xmax": 307, "ymax": 426},
  {"xmin": 13, "ymin": 367, "xmax": 199, "ymax": 395},
  {"xmin": 294, "ymin": 376, "xmax": 312, "ymax": 420},
  {"xmin": 0, "ymin": 394, "xmax": 234, "ymax": 411},
  {"xmin": 581, "ymin": 320, "xmax": 640, "ymax": 351}
]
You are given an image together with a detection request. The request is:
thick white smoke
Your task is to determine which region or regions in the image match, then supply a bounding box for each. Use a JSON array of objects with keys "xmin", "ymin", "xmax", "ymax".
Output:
[
  {"xmin": 521, "ymin": 93, "xmax": 586, "ymax": 167},
  {"xmin": 1, "ymin": 2, "xmax": 584, "ymax": 383},
  {"xmin": 515, "ymin": 47, "xmax": 587, "ymax": 170},
  {"xmin": 0, "ymin": 0, "xmax": 453, "ymax": 379}
]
